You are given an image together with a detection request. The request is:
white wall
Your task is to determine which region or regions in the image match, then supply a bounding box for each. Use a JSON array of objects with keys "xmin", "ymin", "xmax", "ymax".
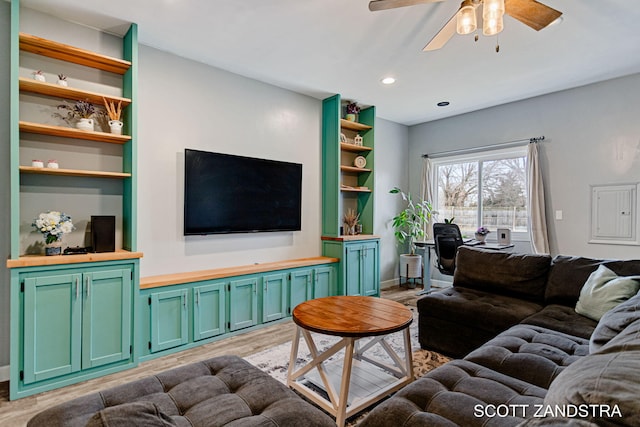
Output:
[
  {"xmin": 373, "ymin": 118, "xmax": 409, "ymax": 286},
  {"xmin": 409, "ymin": 74, "xmax": 640, "ymax": 259},
  {"xmin": 137, "ymin": 46, "xmax": 324, "ymax": 276}
]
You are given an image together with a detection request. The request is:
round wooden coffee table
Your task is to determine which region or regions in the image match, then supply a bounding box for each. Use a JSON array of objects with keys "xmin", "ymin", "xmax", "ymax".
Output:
[{"xmin": 287, "ymin": 296, "xmax": 414, "ymax": 427}]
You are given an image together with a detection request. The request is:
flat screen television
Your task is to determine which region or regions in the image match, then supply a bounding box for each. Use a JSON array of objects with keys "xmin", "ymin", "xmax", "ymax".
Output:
[{"xmin": 184, "ymin": 149, "xmax": 302, "ymax": 235}]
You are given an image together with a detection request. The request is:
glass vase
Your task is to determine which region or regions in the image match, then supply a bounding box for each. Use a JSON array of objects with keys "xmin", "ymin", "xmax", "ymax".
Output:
[{"xmin": 45, "ymin": 240, "xmax": 63, "ymax": 256}]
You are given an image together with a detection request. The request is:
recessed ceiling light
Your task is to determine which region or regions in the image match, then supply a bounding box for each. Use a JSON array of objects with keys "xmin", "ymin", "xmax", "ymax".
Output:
[
  {"xmin": 548, "ymin": 16, "xmax": 563, "ymax": 26},
  {"xmin": 381, "ymin": 77, "xmax": 396, "ymax": 85},
  {"xmin": 437, "ymin": 101, "xmax": 450, "ymax": 107}
]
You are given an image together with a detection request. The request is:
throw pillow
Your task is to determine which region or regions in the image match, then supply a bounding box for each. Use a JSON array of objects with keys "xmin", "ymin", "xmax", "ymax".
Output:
[{"xmin": 575, "ymin": 265, "xmax": 640, "ymax": 321}]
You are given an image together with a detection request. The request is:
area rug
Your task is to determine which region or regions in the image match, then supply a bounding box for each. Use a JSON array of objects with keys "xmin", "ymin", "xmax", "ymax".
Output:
[{"xmin": 245, "ymin": 308, "xmax": 450, "ymax": 425}]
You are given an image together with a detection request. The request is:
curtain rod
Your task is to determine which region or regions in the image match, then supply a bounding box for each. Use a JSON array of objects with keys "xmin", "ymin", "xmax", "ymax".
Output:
[{"xmin": 422, "ymin": 136, "xmax": 545, "ymax": 159}]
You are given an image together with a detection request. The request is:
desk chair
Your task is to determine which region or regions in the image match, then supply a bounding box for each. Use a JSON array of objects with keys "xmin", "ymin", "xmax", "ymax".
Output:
[{"xmin": 433, "ymin": 223, "xmax": 464, "ymax": 276}]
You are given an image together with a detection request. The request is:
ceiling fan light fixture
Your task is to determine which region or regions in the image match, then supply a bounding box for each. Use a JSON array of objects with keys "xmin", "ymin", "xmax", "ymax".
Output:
[
  {"xmin": 483, "ymin": 12, "xmax": 504, "ymax": 36},
  {"xmin": 483, "ymin": 0, "xmax": 505, "ymax": 20},
  {"xmin": 456, "ymin": 4, "xmax": 477, "ymax": 35}
]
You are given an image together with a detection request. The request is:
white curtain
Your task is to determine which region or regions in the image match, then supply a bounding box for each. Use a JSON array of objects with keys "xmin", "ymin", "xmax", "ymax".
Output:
[
  {"xmin": 420, "ymin": 156, "xmax": 435, "ymax": 238},
  {"xmin": 527, "ymin": 142, "xmax": 550, "ymax": 254}
]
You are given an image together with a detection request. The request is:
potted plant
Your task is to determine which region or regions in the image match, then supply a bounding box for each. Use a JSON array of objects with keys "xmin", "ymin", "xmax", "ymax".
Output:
[
  {"xmin": 32, "ymin": 211, "xmax": 74, "ymax": 256},
  {"xmin": 32, "ymin": 70, "xmax": 45, "ymax": 82},
  {"xmin": 345, "ymin": 102, "xmax": 360, "ymax": 122},
  {"xmin": 55, "ymin": 99, "xmax": 98, "ymax": 131},
  {"xmin": 103, "ymin": 97, "xmax": 123, "ymax": 134},
  {"xmin": 342, "ymin": 208, "xmax": 360, "ymax": 236},
  {"xmin": 475, "ymin": 226, "xmax": 490, "ymax": 242},
  {"xmin": 57, "ymin": 73, "xmax": 68, "ymax": 86},
  {"xmin": 390, "ymin": 187, "xmax": 433, "ymax": 286}
]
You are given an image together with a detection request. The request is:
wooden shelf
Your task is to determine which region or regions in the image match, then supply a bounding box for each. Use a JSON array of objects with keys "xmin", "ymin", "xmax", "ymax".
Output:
[
  {"xmin": 20, "ymin": 121, "xmax": 131, "ymax": 144},
  {"xmin": 321, "ymin": 234, "xmax": 380, "ymax": 242},
  {"xmin": 340, "ymin": 185, "xmax": 371, "ymax": 193},
  {"xmin": 19, "ymin": 77, "xmax": 131, "ymax": 107},
  {"xmin": 340, "ymin": 143, "xmax": 373, "ymax": 153},
  {"xmin": 340, "ymin": 165, "xmax": 371, "ymax": 173},
  {"xmin": 6, "ymin": 250, "xmax": 143, "ymax": 269},
  {"xmin": 340, "ymin": 119, "xmax": 372, "ymax": 131},
  {"xmin": 20, "ymin": 166, "xmax": 131, "ymax": 179},
  {"xmin": 20, "ymin": 33, "xmax": 131, "ymax": 75}
]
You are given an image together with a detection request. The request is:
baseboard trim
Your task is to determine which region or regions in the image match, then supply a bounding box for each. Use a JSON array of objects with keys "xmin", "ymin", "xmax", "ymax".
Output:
[
  {"xmin": 381, "ymin": 278, "xmax": 398, "ymax": 289},
  {"xmin": 0, "ymin": 365, "xmax": 9, "ymax": 382}
]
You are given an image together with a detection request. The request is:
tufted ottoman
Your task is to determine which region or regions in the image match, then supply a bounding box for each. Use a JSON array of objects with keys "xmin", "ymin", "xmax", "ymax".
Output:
[{"xmin": 27, "ymin": 355, "xmax": 335, "ymax": 427}]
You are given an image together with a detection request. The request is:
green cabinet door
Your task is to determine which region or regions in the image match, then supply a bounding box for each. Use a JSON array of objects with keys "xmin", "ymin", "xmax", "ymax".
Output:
[
  {"xmin": 290, "ymin": 269, "xmax": 312, "ymax": 311},
  {"xmin": 23, "ymin": 273, "xmax": 82, "ymax": 384},
  {"xmin": 150, "ymin": 289, "xmax": 189, "ymax": 352},
  {"xmin": 314, "ymin": 266, "xmax": 334, "ymax": 299},
  {"xmin": 262, "ymin": 273, "xmax": 287, "ymax": 323},
  {"xmin": 82, "ymin": 269, "xmax": 132, "ymax": 369},
  {"xmin": 193, "ymin": 282, "xmax": 226, "ymax": 341},
  {"xmin": 229, "ymin": 277, "xmax": 258, "ymax": 331},
  {"xmin": 345, "ymin": 245, "xmax": 363, "ymax": 296},
  {"xmin": 361, "ymin": 241, "xmax": 379, "ymax": 296}
]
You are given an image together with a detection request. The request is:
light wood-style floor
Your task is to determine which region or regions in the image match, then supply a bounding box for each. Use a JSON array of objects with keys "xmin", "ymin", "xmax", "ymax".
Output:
[{"xmin": 0, "ymin": 287, "xmax": 418, "ymax": 426}]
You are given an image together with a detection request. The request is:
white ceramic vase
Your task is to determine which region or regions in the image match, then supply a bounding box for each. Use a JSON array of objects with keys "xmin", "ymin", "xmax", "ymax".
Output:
[
  {"xmin": 109, "ymin": 120, "xmax": 123, "ymax": 135},
  {"xmin": 76, "ymin": 118, "xmax": 94, "ymax": 132}
]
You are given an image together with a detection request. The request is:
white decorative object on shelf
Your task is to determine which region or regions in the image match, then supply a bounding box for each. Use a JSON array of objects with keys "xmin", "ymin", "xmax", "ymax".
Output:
[
  {"xmin": 32, "ymin": 70, "xmax": 45, "ymax": 82},
  {"xmin": 354, "ymin": 156, "xmax": 367, "ymax": 168},
  {"xmin": 46, "ymin": 160, "xmax": 59, "ymax": 169},
  {"xmin": 57, "ymin": 73, "xmax": 68, "ymax": 86},
  {"xmin": 354, "ymin": 134, "xmax": 363, "ymax": 146},
  {"xmin": 31, "ymin": 160, "xmax": 44, "ymax": 168},
  {"xmin": 109, "ymin": 120, "xmax": 123, "ymax": 135},
  {"xmin": 76, "ymin": 118, "xmax": 94, "ymax": 132}
]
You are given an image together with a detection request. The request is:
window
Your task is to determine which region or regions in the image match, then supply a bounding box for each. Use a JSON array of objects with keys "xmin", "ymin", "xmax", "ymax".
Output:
[{"xmin": 432, "ymin": 147, "xmax": 529, "ymax": 240}]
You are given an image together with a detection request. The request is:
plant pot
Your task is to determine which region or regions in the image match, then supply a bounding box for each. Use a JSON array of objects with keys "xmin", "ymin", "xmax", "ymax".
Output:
[
  {"xmin": 34, "ymin": 74, "xmax": 45, "ymax": 82},
  {"xmin": 345, "ymin": 113, "xmax": 356, "ymax": 122},
  {"xmin": 76, "ymin": 118, "xmax": 94, "ymax": 132},
  {"xmin": 109, "ymin": 120, "xmax": 123, "ymax": 135},
  {"xmin": 57, "ymin": 79, "xmax": 68, "ymax": 87},
  {"xmin": 400, "ymin": 254, "xmax": 422, "ymax": 279},
  {"xmin": 45, "ymin": 241, "xmax": 62, "ymax": 256},
  {"xmin": 475, "ymin": 233, "xmax": 486, "ymax": 242}
]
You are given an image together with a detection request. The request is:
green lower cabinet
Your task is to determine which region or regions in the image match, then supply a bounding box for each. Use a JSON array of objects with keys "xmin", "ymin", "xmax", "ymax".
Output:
[
  {"xmin": 323, "ymin": 238, "xmax": 379, "ymax": 296},
  {"xmin": 313, "ymin": 266, "xmax": 335, "ymax": 298},
  {"xmin": 150, "ymin": 289, "xmax": 189, "ymax": 352},
  {"xmin": 290, "ymin": 269, "xmax": 313, "ymax": 311},
  {"xmin": 229, "ymin": 277, "xmax": 259, "ymax": 331},
  {"xmin": 18, "ymin": 263, "xmax": 135, "ymax": 394},
  {"xmin": 263, "ymin": 273, "xmax": 288, "ymax": 322},
  {"xmin": 193, "ymin": 282, "xmax": 226, "ymax": 341}
]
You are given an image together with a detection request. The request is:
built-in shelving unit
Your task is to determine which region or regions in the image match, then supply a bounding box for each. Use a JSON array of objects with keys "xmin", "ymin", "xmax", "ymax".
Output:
[{"xmin": 9, "ymin": 0, "xmax": 140, "ymax": 400}]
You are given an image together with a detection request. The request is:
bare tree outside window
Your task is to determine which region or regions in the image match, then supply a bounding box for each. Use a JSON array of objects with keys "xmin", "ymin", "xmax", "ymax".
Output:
[{"xmin": 436, "ymin": 155, "xmax": 528, "ymax": 237}]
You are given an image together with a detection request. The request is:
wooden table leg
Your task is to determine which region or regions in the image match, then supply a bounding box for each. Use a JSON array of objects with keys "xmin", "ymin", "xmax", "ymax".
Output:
[{"xmin": 335, "ymin": 337, "xmax": 355, "ymax": 427}]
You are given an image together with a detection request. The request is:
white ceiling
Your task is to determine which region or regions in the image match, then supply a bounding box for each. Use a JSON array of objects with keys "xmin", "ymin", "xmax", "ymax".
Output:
[{"xmin": 19, "ymin": 0, "xmax": 640, "ymax": 125}]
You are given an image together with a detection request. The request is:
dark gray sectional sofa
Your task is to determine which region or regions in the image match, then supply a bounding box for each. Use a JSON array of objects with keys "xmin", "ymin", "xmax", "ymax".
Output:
[{"xmin": 361, "ymin": 247, "xmax": 640, "ymax": 426}]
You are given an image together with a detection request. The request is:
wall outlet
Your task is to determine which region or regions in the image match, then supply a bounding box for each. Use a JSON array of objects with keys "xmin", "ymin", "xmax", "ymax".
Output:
[{"xmin": 555, "ymin": 210, "xmax": 563, "ymax": 220}]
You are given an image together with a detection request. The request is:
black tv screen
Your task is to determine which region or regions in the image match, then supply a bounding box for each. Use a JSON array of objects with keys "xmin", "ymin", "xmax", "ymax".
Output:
[{"xmin": 184, "ymin": 149, "xmax": 302, "ymax": 235}]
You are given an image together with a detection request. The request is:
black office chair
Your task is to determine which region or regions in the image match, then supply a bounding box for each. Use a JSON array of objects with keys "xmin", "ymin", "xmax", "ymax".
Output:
[{"xmin": 433, "ymin": 223, "xmax": 464, "ymax": 276}]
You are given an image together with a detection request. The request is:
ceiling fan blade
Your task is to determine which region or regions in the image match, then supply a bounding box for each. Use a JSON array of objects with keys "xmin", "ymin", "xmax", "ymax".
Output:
[
  {"xmin": 369, "ymin": 0, "xmax": 445, "ymax": 12},
  {"xmin": 423, "ymin": 12, "xmax": 457, "ymax": 51},
  {"xmin": 505, "ymin": 0, "xmax": 562, "ymax": 31}
]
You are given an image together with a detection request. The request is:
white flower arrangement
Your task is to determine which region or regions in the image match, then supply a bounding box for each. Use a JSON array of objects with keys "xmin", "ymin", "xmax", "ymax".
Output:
[{"xmin": 33, "ymin": 211, "xmax": 74, "ymax": 244}]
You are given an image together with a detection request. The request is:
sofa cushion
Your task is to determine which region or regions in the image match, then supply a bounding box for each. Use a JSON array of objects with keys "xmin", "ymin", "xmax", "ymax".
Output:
[
  {"xmin": 453, "ymin": 247, "xmax": 551, "ymax": 303},
  {"xmin": 464, "ymin": 324, "xmax": 589, "ymax": 389},
  {"xmin": 359, "ymin": 360, "xmax": 546, "ymax": 427},
  {"xmin": 544, "ymin": 350, "xmax": 640, "ymax": 427},
  {"xmin": 574, "ymin": 265, "xmax": 640, "ymax": 321},
  {"xmin": 545, "ymin": 256, "xmax": 640, "ymax": 306},
  {"xmin": 86, "ymin": 402, "xmax": 176, "ymax": 427},
  {"xmin": 522, "ymin": 305, "xmax": 597, "ymax": 340},
  {"xmin": 590, "ymin": 292, "xmax": 640, "ymax": 353}
]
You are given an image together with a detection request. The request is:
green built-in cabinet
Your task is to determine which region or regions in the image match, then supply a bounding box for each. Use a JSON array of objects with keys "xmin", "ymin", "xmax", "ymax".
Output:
[
  {"xmin": 138, "ymin": 261, "xmax": 337, "ymax": 361},
  {"xmin": 321, "ymin": 94, "xmax": 380, "ymax": 296},
  {"xmin": 8, "ymin": 0, "xmax": 140, "ymax": 400},
  {"xmin": 9, "ymin": 259, "xmax": 140, "ymax": 399}
]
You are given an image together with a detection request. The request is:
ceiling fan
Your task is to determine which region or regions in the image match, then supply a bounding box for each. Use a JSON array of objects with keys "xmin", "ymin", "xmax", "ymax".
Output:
[{"xmin": 369, "ymin": 0, "xmax": 562, "ymax": 51}]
